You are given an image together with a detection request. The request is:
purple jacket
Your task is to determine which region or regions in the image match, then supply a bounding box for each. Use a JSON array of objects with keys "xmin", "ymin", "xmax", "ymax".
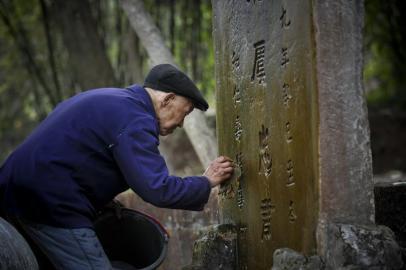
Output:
[{"xmin": 0, "ymin": 85, "xmax": 211, "ymax": 228}]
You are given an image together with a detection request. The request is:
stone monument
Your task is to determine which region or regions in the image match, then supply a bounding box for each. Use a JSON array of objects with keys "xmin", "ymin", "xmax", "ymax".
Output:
[{"xmin": 208, "ymin": 0, "xmax": 403, "ymax": 269}]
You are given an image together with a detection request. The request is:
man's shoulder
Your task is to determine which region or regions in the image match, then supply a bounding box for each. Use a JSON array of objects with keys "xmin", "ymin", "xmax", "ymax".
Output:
[
  {"xmin": 48, "ymin": 85, "xmax": 156, "ymax": 138},
  {"xmin": 64, "ymin": 85, "xmax": 151, "ymax": 114}
]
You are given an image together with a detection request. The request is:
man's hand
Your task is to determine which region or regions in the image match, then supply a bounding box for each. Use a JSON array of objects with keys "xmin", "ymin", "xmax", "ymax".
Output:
[{"xmin": 203, "ymin": 156, "xmax": 234, "ymax": 187}]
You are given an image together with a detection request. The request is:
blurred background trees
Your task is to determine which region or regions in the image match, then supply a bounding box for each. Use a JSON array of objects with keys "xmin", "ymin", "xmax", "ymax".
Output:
[
  {"xmin": 0, "ymin": 0, "xmax": 215, "ymax": 163},
  {"xmin": 0, "ymin": 2, "xmax": 217, "ymax": 268},
  {"xmin": 364, "ymin": 0, "xmax": 406, "ymax": 109},
  {"xmin": 0, "ymin": 0, "xmax": 405, "ymax": 268},
  {"xmin": 1, "ymin": 0, "xmax": 405, "ymax": 170},
  {"xmin": 364, "ymin": 0, "xmax": 406, "ymax": 174}
]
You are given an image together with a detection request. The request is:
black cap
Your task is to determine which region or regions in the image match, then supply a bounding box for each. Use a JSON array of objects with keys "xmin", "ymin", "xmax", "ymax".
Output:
[{"xmin": 144, "ymin": 64, "xmax": 209, "ymax": 111}]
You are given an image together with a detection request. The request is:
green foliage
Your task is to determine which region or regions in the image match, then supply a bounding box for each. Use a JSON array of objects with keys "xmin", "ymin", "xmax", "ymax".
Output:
[
  {"xmin": 145, "ymin": 0, "xmax": 216, "ymax": 106},
  {"xmin": 364, "ymin": 0, "xmax": 406, "ymax": 109},
  {"xmin": 0, "ymin": 0, "xmax": 216, "ymax": 163}
]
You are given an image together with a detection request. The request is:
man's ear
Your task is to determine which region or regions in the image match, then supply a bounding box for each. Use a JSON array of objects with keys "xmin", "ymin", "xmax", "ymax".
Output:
[{"xmin": 162, "ymin": 93, "xmax": 176, "ymax": 107}]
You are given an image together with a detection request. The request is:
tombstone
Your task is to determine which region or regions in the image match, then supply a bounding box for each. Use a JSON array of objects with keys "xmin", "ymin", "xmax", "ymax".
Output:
[{"xmin": 211, "ymin": 0, "xmax": 403, "ymax": 269}]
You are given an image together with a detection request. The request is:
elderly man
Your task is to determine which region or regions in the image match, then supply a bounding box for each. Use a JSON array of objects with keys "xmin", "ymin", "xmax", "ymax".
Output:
[{"xmin": 0, "ymin": 64, "xmax": 233, "ymax": 269}]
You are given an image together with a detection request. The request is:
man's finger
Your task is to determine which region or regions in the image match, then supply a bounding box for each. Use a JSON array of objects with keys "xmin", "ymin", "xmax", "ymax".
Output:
[
  {"xmin": 220, "ymin": 161, "xmax": 233, "ymax": 168},
  {"xmin": 222, "ymin": 167, "xmax": 234, "ymax": 173},
  {"xmin": 223, "ymin": 172, "xmax": 232, "ymax": 179},
  {"xmin": 217, "ymin": 156, "xmax": 232, "ymax": 163}
]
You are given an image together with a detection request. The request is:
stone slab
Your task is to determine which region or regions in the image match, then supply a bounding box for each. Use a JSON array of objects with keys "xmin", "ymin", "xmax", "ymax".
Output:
[
  {"xmin": 213, "ymin": 0, "xmax": 318, "ymax": 268},
  {"xmin": 182, "ymin": 224, "xmax": 237, "ymax": 270},
  {"xmin": 323, "ymin": 223, "xmax": 403, "ymax": 269}
]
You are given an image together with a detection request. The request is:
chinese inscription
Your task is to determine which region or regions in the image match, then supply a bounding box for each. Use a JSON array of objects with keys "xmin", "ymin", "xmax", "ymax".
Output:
[
  {"xmin": 232, "ymin": 51, "xmax": 240, "ymax": 72},
  {"xmin": 233, "ymin": 85, "xmax": 241, "ymax": 107},
  {"xmin": 236, "ymin": 152, "xmax": 245, "ymax": 209},
  {"xmin": 286, "ymin": 159, "xmax": 295, "ymax": 187},
  {"xmin": 281, "ymin": 47, "xmax": 289, "ymax": 68},
  {"xmin": 285, "ymin": 121, "xmax": 293, "ymax": 143},
  {"xmin": 260, "ymin": 198, "xmax": 275, "ymax": 240},
  {"xmin": 251, "ymin": 40, "xmax": 266, "ymax": 84},
  {"xmin": 282, "ymin": 82, "xmax": 292, "ymax": 107},
  {"xmin": 279, "ymin": 6, "xmax": 291, "ymax": 28},
  {"xmin": 288, "ymin": 200, "xmax": 297, "ymax": 223},
  {"xmin": 234, "ymin": 116, "xmax": 243, "ymax": 142},
  {"xmin": 259, "ymin": 124, "xmax": 272, "ymax": 177}
]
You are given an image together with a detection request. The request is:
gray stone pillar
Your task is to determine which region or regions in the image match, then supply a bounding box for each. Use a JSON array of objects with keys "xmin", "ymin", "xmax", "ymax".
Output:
[{"xmin": 312, "ymin": 0, "xmax": 374, "ymax": 260}]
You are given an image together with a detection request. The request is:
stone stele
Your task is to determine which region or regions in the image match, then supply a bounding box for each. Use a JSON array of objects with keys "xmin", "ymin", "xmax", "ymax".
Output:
[{"xmin": 211, "ymin": 0, "xmax": 389, "ymax": 269}]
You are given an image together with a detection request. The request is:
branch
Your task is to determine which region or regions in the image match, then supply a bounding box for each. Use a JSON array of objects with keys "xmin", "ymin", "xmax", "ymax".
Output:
[
  {"xmin": 120, "ymin": 0, "xmax": 217, "ymax": 168},
  {"xmin": 39, "ymin": 0, "xmax": 63, "ymax": 101},
  {"xmin": 0, "ymin": 0, "xmax": 58, "ymax": 107}
]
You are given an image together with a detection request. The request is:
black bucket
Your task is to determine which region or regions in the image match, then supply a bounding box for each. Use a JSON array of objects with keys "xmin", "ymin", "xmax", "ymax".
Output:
[
  {"xmin": 94, "ymin": 207, "xmax": 169, "ymax": 270},
  {"xmin": 0, "ymin": 217, "xmax": 39, "ymax": 270}
]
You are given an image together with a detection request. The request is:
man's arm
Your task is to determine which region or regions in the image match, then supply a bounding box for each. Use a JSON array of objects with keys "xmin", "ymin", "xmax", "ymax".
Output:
[{"xmin": 112, "ymin": 117, "xmax": 212, "ymax": 211}]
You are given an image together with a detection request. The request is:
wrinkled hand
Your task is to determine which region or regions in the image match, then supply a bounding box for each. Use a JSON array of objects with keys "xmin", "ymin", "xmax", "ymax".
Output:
[{"xmin": 203, "ymin": 156, "xmax": 234, "ymax": 187}]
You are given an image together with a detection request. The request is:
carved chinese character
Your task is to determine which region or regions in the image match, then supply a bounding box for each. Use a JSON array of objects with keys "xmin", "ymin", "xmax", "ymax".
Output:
[
  {"xmin": 286, "ymin": 159, "xmax": 294, "ymax": 187},
  {"xmin": 237, "ymin": 182, "xmax": 244, "ymax": 209},
  {"xmin": 239, "ymin": 225, "xmax": 248, "ymax": 239},
  {"xmin": 285, "ymin": 121, "xmax": 293, "ymax": 143},
  {"xmin": 233, "ymin": 85, "xmax": 241, "ymax": 107},
  {"xmin": 251, "ymin": 40, "xmax": 266, "ymax": 84},
  {"xmin": 236, "ymin": 152, "xmax": 244, "ymax": 173},
  {"xmin": 234, "ymin": 116, "xmax": 243, "ymax": 142},
  {"xmin": 280, "ymin": 6, "xmax": 291, "ymax": 28},
  {"xmin": 218, "ymin": 183, "xmax": 236, "ymax": 199},
  {"xmin": 231, "ymin": 51, "xmax": 240, "ymax": 72},
  {"xmin": 260, "ymin": 198, "xmax": 275, "ymax": 240},
  {"xmin": 282, "ymin": 82, "xmax": 292, "ymax": 107},
  {"xmin": 259, "ymin": 125, "xmax": 272, "ymax": 177},
  {"xmin": 235, "ymin": 152, "xmax": 245, "ymax": 209},
  {"xmin": 288, "ymin": 200, "xmax": 297, "ymax": 223},
  {"xmin": 281, "ymin": 47, "xmax": 289, "ymax": 67}
]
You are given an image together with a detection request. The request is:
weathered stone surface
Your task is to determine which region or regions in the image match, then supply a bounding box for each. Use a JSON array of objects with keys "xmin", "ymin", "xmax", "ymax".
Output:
[
  {"xmin": 314, "ymin": 0, "xmax": 375, "ymax": 228},
  {"xmin": 0, "ymin": 217, "xmax": 38, "ymax": 270},
  {"xmin": 272, "ymin": 248, "xmax": 324, "ymax": 270},
  {"xmin": 213, "ymin": 0, "xmax": 318, "ymax": 267},
  {"xmin": 182, "ymin": 224, "xmax": 237, "ymax": 270},
  {"xmin": 323, "ymin": 223, "xmax": 403, "ymax": 269},
  {"xmin": 213, "ymin": 0, "xmax": 378, "ymax": 268},
  {"xmin": 272, "ymin": 224, "xmax": 404, "ymax": 270}
]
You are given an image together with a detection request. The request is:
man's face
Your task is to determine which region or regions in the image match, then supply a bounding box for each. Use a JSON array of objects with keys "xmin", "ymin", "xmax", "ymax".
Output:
[{"xmin": 158, "ymin": 93, "xmax": 194, "ymax": 136}]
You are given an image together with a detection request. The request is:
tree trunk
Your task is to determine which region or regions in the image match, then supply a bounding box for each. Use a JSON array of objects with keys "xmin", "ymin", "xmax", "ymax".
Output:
[
  {"xmin": 124, "ymin": 26, "xmax": 144, "ymax": 84},
  {"xmin": 120, "ymin": 0, "xmax": 217, "ymax": 168},
  {"xmin": 50, "ymin": 0, "xmax": 116, "ymax": 90}
]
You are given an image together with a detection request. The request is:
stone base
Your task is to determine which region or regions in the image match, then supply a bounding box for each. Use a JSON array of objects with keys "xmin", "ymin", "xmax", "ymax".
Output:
[
  {"xmin": 273, "ymin": 223, "xmax": 403, "ymax": 270},
  {"xmin": 185, "ymin": 223, "xmax": 403, "ymax": 269},
  {"xmin": 322, "ymin": 223, "xmax": 403, "ymax": 269},
  {"xmin": 182, "ymin": 224, "xmax": 237, "ymax": 270},
  {"xmin": 272, "ymin": 248, "xmax": 324, "ymax": 270}
]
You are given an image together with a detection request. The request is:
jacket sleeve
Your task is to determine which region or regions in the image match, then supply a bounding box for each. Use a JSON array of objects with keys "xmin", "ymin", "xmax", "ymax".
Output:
[{"xmin": 112, "ymin": 117, "xmax": 211, "ymax": 211}]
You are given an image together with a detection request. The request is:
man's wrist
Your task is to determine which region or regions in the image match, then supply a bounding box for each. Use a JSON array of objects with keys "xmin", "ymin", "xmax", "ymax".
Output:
[{"xmin": 202, "ymin": 175, "xmax": 214, "ymax": 188}]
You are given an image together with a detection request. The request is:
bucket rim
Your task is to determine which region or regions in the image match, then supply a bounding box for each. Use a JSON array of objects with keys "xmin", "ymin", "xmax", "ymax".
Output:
[{"xmin": 94, "ymin": 206, "xmax": 170, "ymax": 270}]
